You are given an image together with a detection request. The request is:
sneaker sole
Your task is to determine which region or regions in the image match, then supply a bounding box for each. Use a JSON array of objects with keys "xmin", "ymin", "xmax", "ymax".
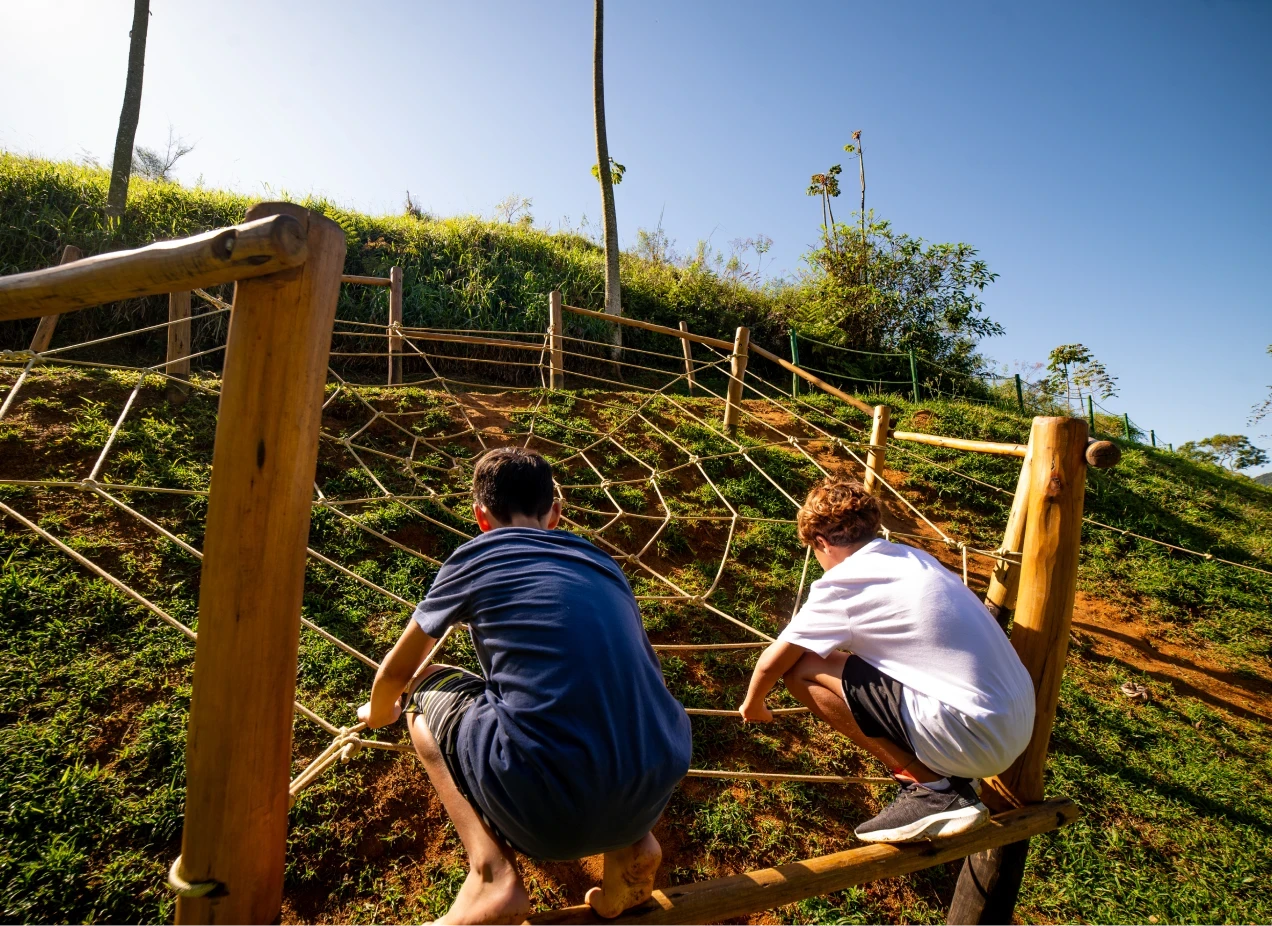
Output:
[{"xmin": 854, "ymin": 803, "xmax": 990, "ymax": 844}]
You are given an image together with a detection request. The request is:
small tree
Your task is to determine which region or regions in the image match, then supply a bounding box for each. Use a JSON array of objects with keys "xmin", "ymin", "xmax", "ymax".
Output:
[
  {"xmin": 1045, "ymin": 344, "xmax": 1117, "ymax": 415},
  {"xmin": 1178, "ymin": 434, "xmax": 1269, "ymax": 472},
  {"xmin": 132, "ymin": 125, "xmax": 194, "ymax": 182},
  {"xmin": 493, "ymin": 194, "xmax": 533, "ymax": 225},
  {"xmin": 806, "ymin": 165, "xmax": 842, "ymax": 239}
]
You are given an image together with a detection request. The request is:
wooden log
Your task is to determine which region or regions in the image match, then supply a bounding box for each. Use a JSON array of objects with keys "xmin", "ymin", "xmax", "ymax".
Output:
[
  {"xmin": 1085, "ymin": 439, "xmax": 1121, "ymax": 469},
  {"xmin": 387, "ymin": 266, "xmax": 403, "ymax": 385},
  {"xmin": 748, "ymin": 343, "xmax": 876, "ymax": 416},
  {"xmin": 340, "ymin": 273, "xmax": 392, "ymax": 286},
  {"xmin": 0, "ymin": 213, "xmax": 307, "ymax": 322},
  {"xmin": 165, "ymin": 290, "xmax": 193, "ymax": 404},
  {"xmin": 983, "ymin": 444, "xmax": 1033, "ymax": 623},
  {"xmin": 891, "ymin": 430, "xmax": 1028, "ymax": 458},
  {"xmin": 527, "ymin": 798, "xmax": 1077, "ymax": 925},
  {"xmin": 679, "ymin": 321, "xmax": 695, "ymax": 396},
  {"xmin": 863, "ymin": 404, "xmax": 890, "ymax": 495},
  {"xmin": 723, "ymin": 326, "xmax": 750, "ymax": 430},
  {"xmin": 174, "ymin": 204, "xmax": 346, "ymax": 925},
  {"xmin": 27, "ymin": 246, "xmax": 84, "ymax": 352},
  {"xmin": 549, "ymin": 290, "xmax": 565, "ymax": 390},
  {"xmin": 398, "ymin": 329, "xmax": 546, "ymax": 353},
  {"xmin": 562, "ymin": 303, "xmax": 734, "ymax": 350},
  {"xmin": 948, "ymin": 416, "xmax": 1088, "ymax": 925}
]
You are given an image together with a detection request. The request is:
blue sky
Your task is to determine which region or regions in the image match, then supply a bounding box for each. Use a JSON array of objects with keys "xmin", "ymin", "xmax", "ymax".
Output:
[{"xmin": 2, "ymin": 1, "xmax": 1269, "ymax": 471}]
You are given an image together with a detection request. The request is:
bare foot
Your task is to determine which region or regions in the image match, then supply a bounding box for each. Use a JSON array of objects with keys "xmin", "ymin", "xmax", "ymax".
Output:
[
  {"xmin": 436, "ymin": 855, "xmax": 531, "ymax": 925},
  {"xmin": 585, "ymin": 832, "xmax": 662, "ymax": 919}
]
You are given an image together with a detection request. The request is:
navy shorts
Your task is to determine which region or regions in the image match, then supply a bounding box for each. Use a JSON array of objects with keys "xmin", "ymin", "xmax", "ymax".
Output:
[{"xmin": 841, "ymin": 655, "xmax": 917, "ymax": 754}]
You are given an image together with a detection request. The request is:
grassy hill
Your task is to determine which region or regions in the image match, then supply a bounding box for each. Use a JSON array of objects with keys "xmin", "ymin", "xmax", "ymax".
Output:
[{"xmin": 0, "ymin": 153, "xmax": 793, "ymax": 367}]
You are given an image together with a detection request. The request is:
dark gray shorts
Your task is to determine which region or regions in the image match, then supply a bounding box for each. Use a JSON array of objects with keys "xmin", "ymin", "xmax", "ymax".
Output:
[
  {"xmin": 405, "ymin": 665, "xmax": 528, "ymax": 848},
  {"xmin": 841, "ymin": 655, "xmax": 917, "ymax": 754}
]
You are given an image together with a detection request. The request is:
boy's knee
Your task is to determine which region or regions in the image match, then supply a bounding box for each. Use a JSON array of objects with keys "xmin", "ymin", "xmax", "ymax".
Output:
[{"xmin": 782, "ymin": 652, "xmax": 819, "ymax": 689}]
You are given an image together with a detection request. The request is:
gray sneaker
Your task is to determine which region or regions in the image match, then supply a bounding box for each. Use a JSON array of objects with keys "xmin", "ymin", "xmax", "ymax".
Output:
[{"xmin": 854, "ymin": 778, "xmax": 989, "ymax": 843}]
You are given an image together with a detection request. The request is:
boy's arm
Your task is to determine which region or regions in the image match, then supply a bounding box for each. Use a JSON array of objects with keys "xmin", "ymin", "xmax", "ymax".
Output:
[
  {"xmin": 739, "ymin": 641, "xmax": 808, "ymax": 722},
  {"xmin": 358, "ymin": 618, "xmax": 436, "ymax": 729}
]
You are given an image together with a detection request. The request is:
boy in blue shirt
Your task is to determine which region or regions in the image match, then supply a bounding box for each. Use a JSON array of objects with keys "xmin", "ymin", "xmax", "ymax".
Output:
[{"xmin": 359, "ymin": 447, "xmax": 691, "ymax": 924}]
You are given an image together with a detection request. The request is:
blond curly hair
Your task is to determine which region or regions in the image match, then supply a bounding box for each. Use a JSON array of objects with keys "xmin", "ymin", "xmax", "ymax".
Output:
[{"xmin": 796, "ymin": 477, "xmax": 882, "ymax": 548}]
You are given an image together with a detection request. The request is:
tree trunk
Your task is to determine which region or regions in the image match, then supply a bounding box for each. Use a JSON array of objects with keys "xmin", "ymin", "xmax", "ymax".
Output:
[
  {"xmin": 106, "ymin": 0, "xmax": 150, "ymax": 223},
  {"xmin": 593, "ymin": 0, "xmax": 622, "ymax": 360}
]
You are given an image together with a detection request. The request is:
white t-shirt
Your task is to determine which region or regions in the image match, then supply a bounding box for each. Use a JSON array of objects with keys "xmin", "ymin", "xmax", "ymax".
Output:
[{"xmin": 778, "ymin": 538, "xmax": 1036, "ymax": 779}]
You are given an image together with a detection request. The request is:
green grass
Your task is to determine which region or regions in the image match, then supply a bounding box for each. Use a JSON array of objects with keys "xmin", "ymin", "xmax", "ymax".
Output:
[{"xmin": 1, "ymin": 367, "xmax": 1269, "ymax": 924}]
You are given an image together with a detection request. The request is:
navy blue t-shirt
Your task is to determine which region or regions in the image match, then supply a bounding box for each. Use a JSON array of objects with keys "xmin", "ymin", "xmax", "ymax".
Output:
[{"xmin": 411, "ymin": 527, "xmax": 692, "ymax": 861}]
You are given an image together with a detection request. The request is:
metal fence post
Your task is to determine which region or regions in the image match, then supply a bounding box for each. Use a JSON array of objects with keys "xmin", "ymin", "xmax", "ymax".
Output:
[
  {"xmin": 908, "ymin": 350, "xmax": 920, "ymax": 403},
  {"xmin": 789, "ymin": 331, "xmax": 800, "ymax": 396},
  {"xmin": 1015, "ymin": 373, "xmax": 1024, "ymax": 413}
]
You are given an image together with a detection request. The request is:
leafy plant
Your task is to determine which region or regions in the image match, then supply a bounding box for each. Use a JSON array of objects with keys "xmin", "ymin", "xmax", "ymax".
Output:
[
  {"xmin": 1178, "ymin": 434, "xmax": 1269, "ymax": 472},
  {"xmin": 1045, "ymin": 343, "xmax": 1118, "ymax": 415}
]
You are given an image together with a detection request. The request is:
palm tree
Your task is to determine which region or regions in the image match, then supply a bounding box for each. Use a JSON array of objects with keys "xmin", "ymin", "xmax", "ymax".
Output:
[
  {"xmin": 105, "ymin": 0, "xmax": 150, "ymax": 223},
  {"xmin": 593, "ymin": 0, "xmax": 622, "ymax": 357}
]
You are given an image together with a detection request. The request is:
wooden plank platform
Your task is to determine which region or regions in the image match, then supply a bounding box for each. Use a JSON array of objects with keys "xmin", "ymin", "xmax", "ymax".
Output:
[{"xmin": 525, "ymin": 797, "xmax": 1077, "ymax": 925}]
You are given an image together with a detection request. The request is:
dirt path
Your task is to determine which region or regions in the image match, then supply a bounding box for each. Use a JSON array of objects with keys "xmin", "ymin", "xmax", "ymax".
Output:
[{"xmin": 1069, "ymin": 591, "xmax": 1272, "ymax": 725}]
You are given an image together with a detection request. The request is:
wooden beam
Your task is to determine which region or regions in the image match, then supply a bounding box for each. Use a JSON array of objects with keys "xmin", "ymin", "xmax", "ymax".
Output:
[
  {"xmin": 165, "ymin": 290, "xmax": 193, "ymax": 404},
  {"xmin": 174, "ymin": 204, "xmax": 346, "ymax": 925},
  {"xmin": 983, "ymin": 445, "xmax": 1033, "ymax": 623},
  {"xmin": 549, "ymin": 290, "xmax": 565, "ymax": 390},
  {"xmin": 0, "ymin": 214, "xmax": 307, "ymax": 322},
  {"xmin": 748, "ymin": 343, "xmax": 876, "ymax": 416},
  {"xmin": 863, "ymin": 404, "xmax": 890, "ymax": 495},
  {"xmin": 399, "ymin": 329, "xmax": 546, "ymax": 353},
  {"xmin": 723, "ymin": 326, "xmax": 750, "ymax": 430},
  {"xmin": 387, "ymin": 267, "xmax": 403, "ymax": 385},
  {"xmin": 562, "ymin": 303, "xmax": 735, "ymax": 350},
  {"xmin": 892, "ymin": 431, "xmax": 1028, "ymax": 458},
  {"xmin": 340, "ymin": 273, "xmax": 392, "ymax": 286},
  {"xmin": 679, "ymin": 321, "xmax": 696, "ymax": 396},
  {"xmin": 526, "ymin": 798, "xmax": 1077, "ymax": 925},
  {"xmin": 948, "ymin": 416, "xmax": 1088, "ymax": 925},
  {"xmin": 27, "ymin": 246, "xmax": 84, "ymax": 352}
]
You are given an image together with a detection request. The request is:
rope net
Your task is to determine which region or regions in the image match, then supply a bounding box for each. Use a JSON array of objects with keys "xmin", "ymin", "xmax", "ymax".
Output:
[{"xmin": 0, "ymin": 291, "xmax": 1028, "ymax": 810}]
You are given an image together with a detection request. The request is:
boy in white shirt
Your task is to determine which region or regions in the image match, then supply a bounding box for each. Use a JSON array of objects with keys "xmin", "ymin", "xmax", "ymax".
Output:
[{"xmin": 740, "ymin": 477, "xmax": 1036, "ymax": 843}]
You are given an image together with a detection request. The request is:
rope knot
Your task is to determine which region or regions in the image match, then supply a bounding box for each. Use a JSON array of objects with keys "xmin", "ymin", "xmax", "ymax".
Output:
[{"xmin": 167, "ymin": 856, "xmax": 223, "ymax": 899}]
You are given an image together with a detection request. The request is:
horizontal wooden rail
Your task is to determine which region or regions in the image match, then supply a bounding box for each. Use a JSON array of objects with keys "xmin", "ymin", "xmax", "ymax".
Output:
[
  {"xmin": 749, "ymin": 343, "xmax": 875, "ymax": 415},
  {"xmin": 562, "ymin": 304, "xmax": 735, "ymax": 351},
  {"xmin": 527, "ymin": 798, "xmax": 1077, "ymax": 925},
  {"xmin": 340, "ymin": 274, "xmax": 392, "ymax": 287},
  {"xmin": 401, "ymin": 329, "xmax": 545, "ymax": 353},
  {"xmin": 0, "ymin": 214, "xmax": 307, "ymax": 322},
  {"xmin": 891, "ymin": 430, "xmax": 1029, "ymax": 458}
]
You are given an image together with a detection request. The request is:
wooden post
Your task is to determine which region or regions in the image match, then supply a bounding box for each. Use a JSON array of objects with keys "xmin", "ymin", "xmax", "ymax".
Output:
[
  {"xmin": 947, "ymin": 416, "xmax": 1088, "ymax": 925},
  {"xmin": 549, "ymin": 290, "xmax": 565, "ymax": 390},
  {"xmin": 165, "ymin": 290, "xmax": 192, "ymax": 404},
  {"xmin": 862, "ymin": 404, "xmax": 890, "ymax": 495},
  {"xmin": 387, "ymin": 266, "xmax": 403, "ymax": 385},
  {"xmin": 908, "ymin": 350, "xmax": 920, "ymax": 403},
  {"xmin": 27, "ymin": 246, "xmax": 84, "ymax": 352},
  {"xmin": 789, "ymin": 331, "xmax": 800, "ymax": 396},
  {"xmin": 174, "ymin": 203, "xmax": 346, "ymax": 925},
  {"xmin": 679, "ymin": 321, "xmax": 695, "ymax": 396},
  {"xmin": 1014, "ymin": 373, "xmax": 1024, "ymax": 413},
  {"xmin": 982, "ymin": 444, "xmax": 1033, "ymax": 625},
  {"xmin": 723, "ymin": 326, "xmax": 750, "ymax": 430}
]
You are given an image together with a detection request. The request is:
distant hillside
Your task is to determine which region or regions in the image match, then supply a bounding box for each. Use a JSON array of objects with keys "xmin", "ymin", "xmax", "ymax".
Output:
[
  {"xmin": 1256, "ymin": 471, "xmax": 1272, "ymax": 486},
  {"xmin": 0, "ymin": 152, "xmax": 791, "ymax": 361}
]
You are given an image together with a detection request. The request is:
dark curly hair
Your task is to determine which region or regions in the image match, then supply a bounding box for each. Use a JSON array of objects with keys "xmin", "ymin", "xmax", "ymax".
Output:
[
  {"xmin": 796, "ymin": 477, "xmax": 882, "ymax": 548},
  {"xmin": 472, "ymin": 447, "xmax": 556, "ymax": 523}
]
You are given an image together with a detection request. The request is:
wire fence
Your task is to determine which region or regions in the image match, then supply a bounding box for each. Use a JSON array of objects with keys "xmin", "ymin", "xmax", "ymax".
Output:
[{"xmin": 786, "ymin": 332, "xmax": 1171, "ymax": 450}]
